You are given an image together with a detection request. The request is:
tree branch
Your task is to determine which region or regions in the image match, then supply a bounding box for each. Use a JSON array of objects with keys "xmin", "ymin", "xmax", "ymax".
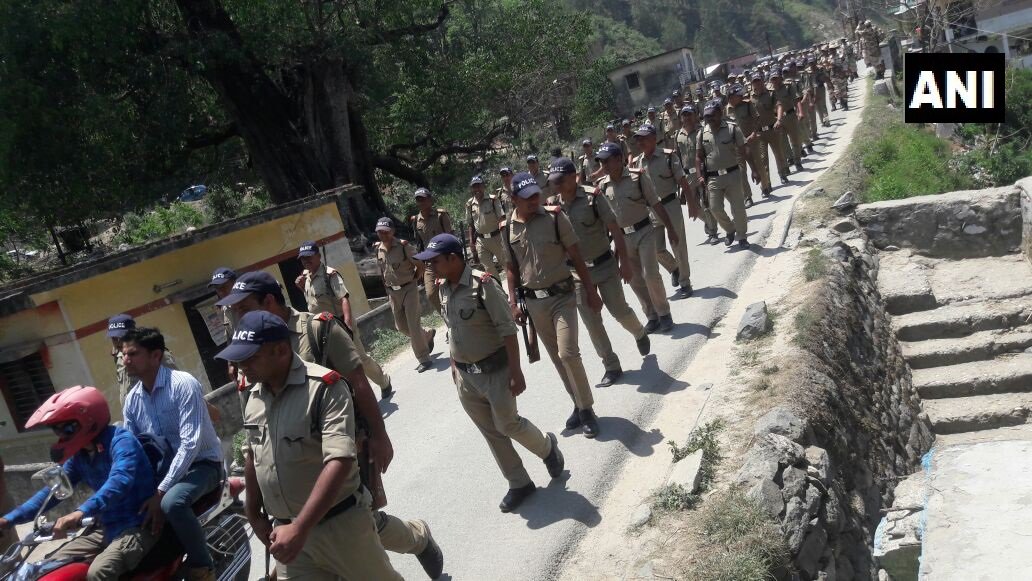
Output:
[
  {"xmin": 371, "ymin": 154, "xmax": 430, "ymax": 186},
  {"xmin": 184, "ymin": 123, "xmax": 240, "ymax": 150},
  {"xmin": 360, "ymin": 2, "xmax": 454, "ymax": 45},
  {"xmin": 412, "ymin": 123, "xmax": 509, "ymax": 171}
]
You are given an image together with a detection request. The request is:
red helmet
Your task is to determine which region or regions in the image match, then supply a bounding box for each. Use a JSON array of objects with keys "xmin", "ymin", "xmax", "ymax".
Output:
[{"xmin": 25, "ymin": 386, "xmax": 111, "ymax": 464}]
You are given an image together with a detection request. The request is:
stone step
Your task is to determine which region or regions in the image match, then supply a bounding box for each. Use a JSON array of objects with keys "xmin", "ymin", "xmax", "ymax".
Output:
[
  {"xmin": 892, "ymin": 298, "xmax": 1032, "ymax": 342},
  {"xmin": 902, "ymin": 327, "xmax": 1032, "ymax": 370},
  {"xmin": 934, "ymin": 422, "xmax": 1032, "ymax": 448},
  {"xmin": 924, "ymin": 393, "xmax": 1032, "ymax": 435},
  {"xmin": 913, "ymin": 354, "xmax": 1032, "ymax": 399}
]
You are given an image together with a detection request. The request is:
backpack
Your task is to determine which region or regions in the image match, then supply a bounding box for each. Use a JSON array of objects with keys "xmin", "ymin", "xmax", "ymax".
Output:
[{"xmin": 136, "ymin": 433, "xmax": 172, "ymax": 482}]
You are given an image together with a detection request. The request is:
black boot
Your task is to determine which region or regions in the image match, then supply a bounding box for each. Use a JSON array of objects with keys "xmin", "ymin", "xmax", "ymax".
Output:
[
  {"xmin": 415, "ymin": 524, "xmax": 444, "ymax": 579},
  {"xmin": 565, "ymin": 408, "xmax": 582, "ymax": 430},
  {"xmin": 670, "ymin": 268, "xmax": 679, "ymax": 288},
  {"xmin": 579, "ymin": 408, "xmax": 600, "ymax": 439},
  {"xmin": 543, "ymin": 433, "xmax": 564, "ymax": 478},
  {"xmin": 597, "ymin": 368, "xmax": 622, "ymax": 387},
  {"xmin": 635, "ymin": 333, "xmax": 651, "ymax": 355},
  {"xmin": 499, "ymin": 483, "xmax": 536, "ymax": 513}
]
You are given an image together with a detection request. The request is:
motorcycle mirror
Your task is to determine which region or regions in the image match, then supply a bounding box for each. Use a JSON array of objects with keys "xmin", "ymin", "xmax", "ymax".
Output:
[{"xmin": 37, "ymin": 466, "xmax": 73, "ymax": 501}]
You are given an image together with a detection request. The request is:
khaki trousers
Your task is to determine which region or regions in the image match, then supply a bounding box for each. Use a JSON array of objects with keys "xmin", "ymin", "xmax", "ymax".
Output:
[
  {"xmin": 51, "ymin": 527, "xmax": 158, "ymax": 581},
  {"xmin": 758, "ymin": 128, "xmax": 788, "ymax": 179},
  {"xmin": 653, "ymin": 197, "xmax": 692, "ymax": 288},
  {"xmin": 576, "ymin": 261, "xmax": 645, "ymax": 372},
  {"xmin": 799, "ymin": 104, "xmax": 814, "ymax": 147},
  {"xmin": 781, "ymin": 117, "xmax": 805, "ymax": 164},
  {"xmin": 423, "ymin": 268, "xmax": 441, "ymax": 313},
  {"xmin": 475, "ymin": 235, "xmax": 508, "ymax": 279},
  {"xmin": 706, "ymin": 173, "xmax": 749, "ymax": 238},
  {"xmin": 806, "ymin": 98, "xmax": 818, "ymax": 139},
  {"xmin": 455, "ymin": 366, "xmax": 552, "ymax": 488},
  {"xmin": 745, "ymin": 139, "xmax": 771, "ymax": 190},
  {"xmin": 625, "ymin": 225, "xmax": 671, "ymax": 320},
  {"xmin": 388, "ymin": 282, "xmax": 430, "ymax": 364},
  {"xmin": 352, "ymin": 332, "xmax": 391, "ymax": 389},
  {"xmin": 278, "ymin": 497, "xmax": 402, "ymax": 580},
  {"xmin": 526, "ymin": 291, "xmax": 593, "ymax": 410},
  {"xmin": 691, "ymin": 184, "xmax": 719, "ymax": 236},
  {"xmin": 815, "ymin": 87, "xmax": 829, "ymax": 122},
  {"xmin": 375, "ymin": 511, "xmax": 430, "ymax": 555}
]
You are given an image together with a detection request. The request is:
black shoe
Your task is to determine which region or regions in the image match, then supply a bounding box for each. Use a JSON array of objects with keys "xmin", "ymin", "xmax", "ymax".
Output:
[
  {"xmin": 381, "ymin": 383, "xmax": 394, "ymax": 400},
  {"xmin": 670, "ymin": 268, "xmax": 679, "ymax": 287},
  {"xmin": 807, "ymin": 144, "xmax": 816, "ymax": 154},
  {"xmin": 795, "ymin": 162, "xmax": 804, "ymax": 172},
  {"xmin": 597, "ymin": 369, "xmax": 622, "ymax": 387},
  {"xmin": 543, "ymin": 433, "xmax": 564, "ymax": 478},
  {"xmin": 636, "ymin": 333, "xmax": 651, "ymax": 355},
  {"xmin": 565, "ymin": 408, "xmax": 582, "ymax": 430},
  {"xmin": 739, "ymin": 239, "xmax": 751, "ymax": 250},
  {"xmin": 674, "ymin": 285, "xmax": 693, "ymax": 299},
  {"xmin": 705, "ymin": 234, "xmax": 720, "ymax": 245},
  {"xmin": 725, "ymin": 232, "xmax": 736, "ymax": 247},
  {"xmin": 499, "ymin": 483, "xmax": 536, "ymax": 513},
  {"xmin": 416, "ymin": 361, "xmax": 433, "ymax": 373},
  {"xmin": 658, "ymin": 314, "xmax": 674, "ymax": 332},
  {"xmin": 579, "ymin": 409, "xmax": 600, "ymax": 439},
  {"xmin": 780, "ymin": 173, "xmax": 789, "ymax": 183},
  {"xmin": 426, "ymin": 329, "xmax": 436, "ymax": 353},
  {"xmin": 416, "ymin": 523, "xmax": 444, "ymax": 579},
  {"xmin": 744, "ymin": 196, "xmax": 755, "ymax": 208},
  {"xmin": 762, "ymin": 187, "xmax": 772, "ymax": 199},
  {"xmin": 800, "ymin": 149, "xmax": 808, "ymax": 158},
  {"xmin": 643, "ymin": 318, "xmax": 660, "ymax": 334}
]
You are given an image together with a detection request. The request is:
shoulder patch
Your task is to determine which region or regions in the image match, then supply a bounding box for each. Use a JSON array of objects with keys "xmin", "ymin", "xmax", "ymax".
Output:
[
  {"xmin": 316, "ymin": 312, "xmax": 334, "ymax": 322},
  {"xmin": 321, "ymin": 370, "xmax": 341, "ymax": 384}
]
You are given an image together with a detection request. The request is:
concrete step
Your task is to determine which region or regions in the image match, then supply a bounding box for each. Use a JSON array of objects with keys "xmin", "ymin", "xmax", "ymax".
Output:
[
  {"xmin": 902, "ymin": 328, "xmax": 1032, "ymax": 370},
  {"xmin": 913, "ymin": 354, "xmax": 1032, "ymax": 399},
  {"xmin": 934, "ymin": 422, "xmax": 1032, "ymax": 448},
  {"xmin": 924, "ymin": 393, "xmax": 1032, "ymax": 435},
  {"xmin": 892, "ymin": 298, "xmax": 1032, "ymax": 342}
]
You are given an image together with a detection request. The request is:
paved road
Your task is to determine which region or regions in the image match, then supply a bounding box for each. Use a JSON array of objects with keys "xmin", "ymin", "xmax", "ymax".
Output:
[{"xmin": 246, "ymin": 79, "xmax": 866, "ymax": 581}]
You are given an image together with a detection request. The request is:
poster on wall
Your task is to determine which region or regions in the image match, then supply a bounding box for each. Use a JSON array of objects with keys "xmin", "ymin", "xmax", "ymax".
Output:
[{"xmin": 195, "ymin": 295, "xmax": 228, "ymax": 346}]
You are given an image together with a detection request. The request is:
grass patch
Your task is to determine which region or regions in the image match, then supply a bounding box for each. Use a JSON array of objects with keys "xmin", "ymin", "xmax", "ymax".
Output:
[
  {"xmin": 653, "ymin": 483, "xmax": 698, "ymax": 511},
  {"xmin": 654, "ymin": 419, "xmax": 725, "ymax": 513},
  {"xmin": 367, "ymin": 311, "xmax": 444, "ymax": 363},
  {"xmin": 803, "ymin": 247, "xmax": 830, "ymax": 281},
  {"xmin": 685, "ymin": 490, "xmax": 790, "ymax": 580},
  {"xmin": 792, "ymin": 308, "xmax": 821, "ymax": 345},
  {"xmin": 860, "ymin": 124, "xmax": 971, "ymax": 202},
  {"xmin": 760, "ymin": 363, "xmax": 780, "ymax": 375},
  {"xmin": 750, "ymin": 377, "xmax": 773, "ymax": 392}
]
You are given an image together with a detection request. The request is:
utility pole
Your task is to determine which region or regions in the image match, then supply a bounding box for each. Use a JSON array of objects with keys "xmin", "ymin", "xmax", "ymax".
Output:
[{"xmin": 765, "ymin": 31, "xmax": 774, "ymax": 58}]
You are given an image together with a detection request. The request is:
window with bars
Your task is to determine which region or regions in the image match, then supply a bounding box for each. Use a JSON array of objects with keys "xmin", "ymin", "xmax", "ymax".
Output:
[{"xmin": 0, "ymin": 352, "xmax": 56, "ymax": 431}]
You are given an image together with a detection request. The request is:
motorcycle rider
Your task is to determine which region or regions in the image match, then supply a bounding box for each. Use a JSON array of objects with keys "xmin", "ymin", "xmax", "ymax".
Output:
[{"xmin": 0, "ymin": 386, "xmax": 158, "ymax": 581}]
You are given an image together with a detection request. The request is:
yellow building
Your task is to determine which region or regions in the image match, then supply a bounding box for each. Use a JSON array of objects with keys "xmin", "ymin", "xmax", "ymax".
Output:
[{"xmin": 0, "ymin": 191, "xmax": 369, "ymax": 463}]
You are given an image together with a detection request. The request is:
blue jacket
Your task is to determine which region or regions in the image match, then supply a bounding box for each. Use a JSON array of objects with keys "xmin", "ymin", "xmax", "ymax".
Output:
[{"xmin": 4, "ymin": 426, "xmax": 156, "ymax": 541}]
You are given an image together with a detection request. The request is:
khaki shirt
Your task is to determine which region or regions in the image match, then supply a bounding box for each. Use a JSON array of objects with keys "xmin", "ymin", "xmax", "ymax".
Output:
[
  {"xmin": 495, "ymin": 187, "xmax": 513, "ymax": 215},
  {"xmin": 549, "ymin": 187, "xmax": 617, "ymax": 265},
  {"xmin": 222, "ymin": 306, "xmax": 239, "ymax": 338},
  {"xmin": 244, "ymin": 355, "xmax": 359, "ymax": 521},
  {"xmin": 727, "ymin": 101, "xmax": 759, "ymax": 136},
  {"xmin": 637, "ymin": 149, "xmax": 684, "ymax": 199},
  {"xmin": 751, "ymin": 89, "xmax": 779, "ymax": 127},
  {"xmin": 531, "ymin": 169, "xmax": 553, "ymax": 198},
  {"xmin": 620, "ymin": 134, "xmax": 642, "ymax": 160},
  {"xmin": 578, "ymin": 154, "xmax": 600, "ymax": 183},
  {"xmin": 675, "ymin": 127, "xmax": 701, "ymax": 176},
  {"xmin": 441, "ymin": 266, "xmax": 518, "ymax": 364},
  {"xmin": 411, "ymin": 209, "xmax": 452, "ymax": 250},
  {"xmin": 467, "ymin": 195, "xmax": 504, "ymax": 236},
  {"xmin": 597, "ymin": 168, "xmax": 659, "ymax": 228},
  {"xmin": 288, "ymin": 308, "xmax": 362, "ymax": 376},
  {"xmin": 506, "ymin": 207, "xmax": 578, "ymax": 290},
  {"xmin": 303, "ymin": 264, "xmax": 347, "ymax": 317},
  {"xmin": 376, "ymin": 240, "xmax": 419, "ymax": 288},
  {"xmin": 663, "ymin": 115, "xmax": 682, "ymax": 145},
  {"xmin": 772, "ymin": 85, "xmax": 798, "ymax": 116},
  {"xmin": 699, "ymin": 120, "xmax": 746, "ymax": 171}
]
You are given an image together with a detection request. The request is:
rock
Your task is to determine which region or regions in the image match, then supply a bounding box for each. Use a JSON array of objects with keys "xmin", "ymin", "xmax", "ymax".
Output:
[
  {"xmin": 737, "ymin": 434, "xmax": 806, "ymax": 488},
  {"xmin": 805, "ymin": 446, "xmax": 831, "ymax": 483},
  {"xmin": 764, "ymin": 433, "xmax": 806, "ymax": 466},
  {"xmin": 822, "ymin": 243, "xmax": 851, "ymax": 263},
  {"xmin": 781, "ymin": 466, "xmax": 808, "ymax": 501},
  {"xmin": 831, "ymin": 191, "xmax": 857, "ymax": 213},
  {"xmin": 737, "ymin": 301, "xmax": 772, "ymax": 341},
  {"xmin": 748, "ymin": 479, "xmax": 785, "ymax": 520},
  {"xmin": 885, "ymin": 244, "xmax": 901, "ymax": 251},
  {"xmin": 630, "ymin": 504, "xmax": 652, "ymax": 528},
  {"xmin": 804, "ymin": 481, "xmax": 823, "ymax": 515},
  {"xmin": 874, "ymin": 79, "xmax": 890, "ymax": 96},
  {"xmin": 822, "ymin": 489, "xmax": 845, "ymax": 534},
  {"xmin": 667, "ymin": 449, "xmax": 704, "ymax": 493},
  {"xmin": 832, "ymin": 218, "xmax": 857, "ymax": 233},
  {"xmin": 754, "ymin": 407, "xmax": 810, "ymax": 443},
  {"xmin": 798, "ymin": 522, "xmax": 829, "ymax": 577},
  {"xmin": 736, "ymin": 452, "xmax": 780, "ymax": 486}
]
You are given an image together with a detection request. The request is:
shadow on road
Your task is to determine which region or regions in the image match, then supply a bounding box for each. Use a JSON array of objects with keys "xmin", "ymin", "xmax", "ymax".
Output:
[
  {"xmin": 621, "ymin": 355, "xmax": 690, "ymax": 395},
  {"xmin": 515, "ymin": 480, "xmax": 602, "ymax": 530},
  {"xmin": 691, "ymin": 286, "xmax": 737, "ymax": 300},
  {"xmin": 380, "ymin": 398, "xmax": 400, "ymax": 419},
  {"xmin": 590, "ymin": 416, "xmax": 664, "ymax": 457},
  {"xmin": 748, "ymin": 210, "xmax": 776, "ymax": 220}
]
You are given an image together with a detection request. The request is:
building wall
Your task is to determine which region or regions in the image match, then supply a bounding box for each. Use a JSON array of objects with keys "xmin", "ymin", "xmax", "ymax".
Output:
[
  {"xmin": 609, "ymin": 49, "xmax": 696, "ymax": 117},
  {"xmin": 0, "ymin": 198, "xmax": 366, "ymax": 463}
]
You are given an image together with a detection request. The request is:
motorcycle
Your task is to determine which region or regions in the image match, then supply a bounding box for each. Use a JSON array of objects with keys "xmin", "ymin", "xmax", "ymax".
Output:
[{"xmin": 0, "ymin": 466, "xmax": 252, "ymax": 581}]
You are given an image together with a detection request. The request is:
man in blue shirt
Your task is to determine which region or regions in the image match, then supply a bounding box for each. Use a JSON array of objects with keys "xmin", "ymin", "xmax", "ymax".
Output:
[
  {"xmin": 0, "ymin": 386, "xmax": 157, "ymax": 581},
  {"xmin": 121, "ymin": 327, "xmax": 223, "ymax": 581}
]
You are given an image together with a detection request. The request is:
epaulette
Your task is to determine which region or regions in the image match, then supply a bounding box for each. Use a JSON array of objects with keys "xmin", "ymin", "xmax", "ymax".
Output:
[
  {"xmin": 628, "ymin": 167, "xmax": 645, "ymax": 175},
  {"xmin": 471, "ymin": 269, "xmax": 493, "ymax": 284},
  {"xmin": 316, "ymin": 312, "xmax": 334, "ymax": 322},
  {"xmin": 437, "ymin": 208, "xmax": 448, "ymax": 214},
  {"xmin": 662, "ymin": 148, "xmax": 676, "ymax": 156},
  {"xmin": 544, "ymin": 205, "xmax": 562, "ymax": 214},
  {"xmin": 321, "ymin": 370, "xmax": 341, "ymax": 384}
]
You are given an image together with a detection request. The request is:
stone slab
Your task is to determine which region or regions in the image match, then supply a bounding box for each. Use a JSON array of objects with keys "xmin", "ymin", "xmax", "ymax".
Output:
[
  {"xmin": 901, "ymin": 327, "xmax": 1032, "ymax": 370},
  {"xmin": 911, "ymin": 353, "xmax": 1032, "ymax": 399},
  {"xmin": 667, "ymin": 449, "xmax": 704, "ymax": 493},
  {"xmin": 891, "ymin": 297, "xmax": 1032, "ymax": 342},
  {"xmin": 923, "ymin": 392, "xmax": 1032, "ymax": 435}
]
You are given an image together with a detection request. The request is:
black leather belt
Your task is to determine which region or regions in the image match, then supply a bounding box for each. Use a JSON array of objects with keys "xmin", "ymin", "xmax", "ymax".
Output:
[
  {"xmin": 621, "ymin": 217, "xmax": 651, "ymax": 235},
  {"xmin": 760, "ymin": 124, "xmax": 774, "ymax": 132},
  {"xmin": 659, "ymin": 192, "xmax": 678, "ymax": 205},
  {"xmin": 455, "ymin": 348, "xmax": 508, "ymax": 375},
  {"xmin": 277, "ymin": 494, "xmax": 357, "ymax": 525},
  {"xmin": 521, "ymin": 277, "xmax": 574, "ymax": 300},
  {"xmin": 387, "ymin": 280, "xmax": 415, "ymax": 292},
  {"xmin": 705, "ymin": 165, "xmax": 740, "ymax": 178},
  {"xmin": 568, "ymin": 249, "xmax": 613, "ymax": 269},
  {"xmin": 477, "ymin": 229, "xmax": 501, "ymax": 239}
]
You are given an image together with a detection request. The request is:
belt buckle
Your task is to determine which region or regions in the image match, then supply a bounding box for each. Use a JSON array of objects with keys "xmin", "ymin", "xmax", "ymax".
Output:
[
  {"xmin": 468, "ymin": 363, "xmax": 482, "ymax": 374},
  {"xmin": 533, "ymin": 289, "xmax": 550, "ymax": 299},
  {"xmin": 688, "ymin": 168, "xmax": 696, "ymax": 174},
  {"xmin": 483, "ymin": 231, "xmax": 494, "ymax": 239},
  {"xmin": 391, "ymin": 285, "xmax": 402, "ymax": 291},
  {"xmin": 622, "ymin": 225, "xmax": 635, "ymax": 235},
  {"xmin": 718, "ymin": 168, "xmax": 728, "ymax": 176},
  {"xmin": 585, "ymin": 260, "xmax": 595, "ymax": 268}
]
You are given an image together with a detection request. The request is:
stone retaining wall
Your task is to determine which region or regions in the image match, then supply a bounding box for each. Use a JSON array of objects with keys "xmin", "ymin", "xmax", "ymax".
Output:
[{"xmin": 736, "ymin": 233, "xmax": 934, "ymax": 580}]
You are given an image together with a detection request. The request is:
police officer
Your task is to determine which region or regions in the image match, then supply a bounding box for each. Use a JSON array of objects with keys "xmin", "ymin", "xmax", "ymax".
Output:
[
  {"xmin": 619, "ymin": 119, "xmax": 642, "ymax": 163},
  {"xmin": 415, "ymin": 234, "xmax": 565, "ymax": 513},
  {"xmin": 750, "ymin": 72, "xmax": 790, "ymax": 186},
  {"xmin": 217, "ymin": 273, "xmax": 444, "ymax": 577},
  {"xmin": 107, "ymin": 314, "xmax": 176, "ymax": 406},
  {"xmin": 504, "ymin": 171, "xmax": 604, "ymax": 437},
  {"xmin": 661, "ymin": 100, "xmax": 681, "ymax": 149},
  {"xmin": 633, "ymin": 124, "xmax": 700, "ymax": 299},
  {"xmin": 675, "ymin": 105, "xmax": 721, "ymax": 245},
  {"xmin": 296, "ymin": 241, "xmax": 393, "ymax": 397},
  {"xmin": 411, "ymin": 187, "xmax": 454, "ymax": 313},
  {"xmin": 595, "ymin": 142, "xmax": 678, "ymax": 333},
  {"xmin": 771, "ymin": 68, "xmax": 806, "ymax": 174},
  {"xmin": 496, "ymin": 167, "xmax": 515, "ymax": 215},
  {"xmin": 221, "ymin": 311, "xmax": 405, "ymax": 580},
  {"xmin": 526, "ymin": 155, "xmax": 552, "ymax": 198},
  {"xmin": 375, "ymin": 218, "xmax": 437, "ymax": 373},
  {"xmin": 578, "ymin": 140, "xmax": 602, "ymax": 185},
  {"xmin": 547, "ymin": 158, "xmax": 651, "ymax": 389},
  {"xmin": 811, "ymin": 58, "xmax": 832, "ymax": 127},
  {"xmin": 726, "ymin": 84, "xmax": 770, "ymax": 201},
  {"xmin": 466, "ymin": 175, "xmax": 509, "ymax": 280},
  {"xmin": 696, "ymin": 100, "xmax": 752, "ymax": 249},
  {"xmin": 209, "ymin": 267, "xmax": 241, "ymax": 398},
  {"xmin": 786, "ymin": 61, "xmax": 816, "ymax": 153}
]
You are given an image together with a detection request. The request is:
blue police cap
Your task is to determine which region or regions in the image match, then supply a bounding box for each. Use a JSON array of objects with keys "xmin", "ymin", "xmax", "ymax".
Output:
[
  {"xmin": 595, "ymin": 142, "xmax": 623, "ymax": 161},
  {"xmin": 215, "ymin": 310, "xmax": 291, "ymax": 362},
  {"xmin": 413, "ymin": 233, "xmax": 464, "ymax": 261},
  {"xmin": 547, "ymin": 158, "xmax": 577, "ymax": 182},
  {"xmin": 298, "ymin": 241, "xmax": 318, "ymax": 257},
  {"xmin": 215, "ymin": 271, "xmax": 282, "ymax": 307},
  {"xmin": 208, "ymin": 267, "xmax": 237, "ymax": 287},
  {"xmin": 511, "ymin": 172, "xmax": 542, "ymax": 199},
  {"xmin": 107, "ymin": 314, "xmax": 136, "ymax": 338}
]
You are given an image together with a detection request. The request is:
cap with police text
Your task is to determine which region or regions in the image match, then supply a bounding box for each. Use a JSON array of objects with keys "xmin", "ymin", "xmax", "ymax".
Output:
[
  {"xmin": 526, "ymin": 154, "xmax": 538, "ymax": 163},
  {"xmin": 215, "ymin": 271, "xmax": 282, "ymax": 307},
  {"xmin": 375, "ymin": 217, "xmax": 394, "ymax": 232},
  {"xmin": 107, "ymin": 314, "xmax": 136, "ymax": 338},
  {"xmin": 634, "ymin": 124, "xmax": 657, "ymax": 137},
  {"xmin": 729, "ymin": 84, "xmax": 745, "ymax": 96},
  {"xmin": 621, "ymin": 119, "xmax": 631, "ymax": 127},
  {"xmin": 208, "ymin": 267, "xmax": 237, "ymax": 287},
  {"xmin": 470, "ymin": 175, "xmax": 485, "ymax": 186},
  {"xmin": 298, "ymin": 241, "xmax": 318, "ymax": 257},
  {"xmin": 547, "ymin": 158, "xmax": 577, "ymax": 182},
  {"xmin": 499, "ymin": 167, "xmax": 512, "ymax": 175},
  {"xmin": 647, "ymin": 106, "xmax": 657, "ymax": 114},
  {"xmin": 703, "ymin": 100, "xmax": 721, "ymax": 116},
  {"xmin": 751, "ymin": 72, "xmax": 765, "ymax": 82},
  {"xmin": 414, "ymin": 187, "xmax": 432, "ymax": 198},
  {"xmin": 511, "ymin": 172, "xmax": 542, "ymax": 199},
  {"xmin": 215, "ymin": 310, "xmax": 291, "ymax": 362},
  {"xmin": 663, "ymin": 98, "xmax": 672, "ymax": 105},
  {"xmin": 595, "ymin": 142, "xmax": 623, "ymax": 161},
  {"xmin": 412, "ymin": 233, "xmax": 463, "ymax": 261},
  {"xmin": 605, "ymin": 124, "xmax": 616, "ymax": 131},
  {"xmin": 679, "ymin": 104, "xmax": 696, "ymax": 115}
]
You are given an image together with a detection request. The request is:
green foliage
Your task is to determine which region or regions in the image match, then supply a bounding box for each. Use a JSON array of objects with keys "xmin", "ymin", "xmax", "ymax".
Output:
[
  {"xmin": 653, "ymin": 483, "xmax": 699, "ymax": 511},
  {"xmin": 655, "ymin": 419, "xmax": 724, "ymax": 513},
  {"xmin": 573, "ymin": 57, "xmax": 620, "ymax": 135},
  {"xmin": 204, "ymin": 186, "xmax": 273, "ymax": 224},
  {"xmin": 860, "ymin": 125, "xmax": 970, "ymax": 202},
  {"xmin": 952, "ymin": 67, "xmax": 1032, "ymax": 187},
  {"xmin": 232, "ymin": 431, "xmax": 246, "ymax": 467},
  {"xmin": 803, "ymin": 247, "xmax": 830, "ymax": 281},
  {"xmin": 792, "ymin": 308, "xmax": 821, "ymax": 345},
  {"xmin": 115, "ymin": 203, "xmax": 207, "ymax": 247},
  {"xmin": 687, "ymin": 490, "xmax": 789, "ymax": 580}
]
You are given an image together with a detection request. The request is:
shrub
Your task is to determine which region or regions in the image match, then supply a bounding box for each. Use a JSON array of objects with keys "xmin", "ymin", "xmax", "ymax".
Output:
[
  {"xmin": 204, "ymin": 185, "xmax": 272, "ymax": 223},
  {"xmin": 860, "ymin": 125, "xmax": 970, "ymax": 202},
  {"xmin": 116, "ymin": 202, "xmax": 206, "ymax": 246},
  {"xmin": 803, "ymin": 247, "xmax": 829, "ymax": 281},
  {"xmin": 686, "ymin": 490, "xmax": 789, "ymax": 580}
]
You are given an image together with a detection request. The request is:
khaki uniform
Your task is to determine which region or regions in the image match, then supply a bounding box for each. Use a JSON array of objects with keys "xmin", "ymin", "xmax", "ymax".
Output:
[
  {"xmin": 799, "ymin": 71, "xmax": 819, "ymax": 140},
  {"xmin": 303, "ymin": 263, "xmax": 390, "ymax": 390},
  {"xmin": 495, "ymin": 186, "xmax": 513, "ymax": 216},
  {"xmin": 636, "ymin": 148, "xmax": 692, "ymax": 289},
  {"xmin": 377, "ymin": 240, "xmax": 431, "ymax": 364},
  {"xmin": 530, "ymin": 169, "xmax": 553, "ymax": 198},
  {"xmin": 507, "ymin": 208, "xmax": 594, "ymax": 411},
  {"xmin": 813, "ymin": 68, "xmax": 830, "ymax": 123},
  {"xmin": 597, "ymin": 168, "xmax": 670, "ymax": 320},
  {"xmin": 550, "ymin": 188, "xmax": 645, "ymax": 372},
  {"xmin": 115, "ymin": 350, "xmax": 177, "ymax": 406},
  {"xmin": 787, "ymin": 76, "xmax": 814, "ymax": 148},
  {"xmin": 411, "ymin": 209, "xmax": 453, "ymax": 312},
  {"xmin": 620, "ymin": 134, "xmax": 642, "ymax": 162},
  {"xmin": 578, "ymin": 154, "xmax": 601, "ymax": 185},
  {"xmin": 727, "ymin": 99, "xmax": 770, "ymax": 192},
  {"xmin": 442, "ymin": 267, "xmax": 553, "ymax": 488},
  {"xmin": 676, "ymin": 126, "xmax": 719, "ymax": 237},
  {"xmin": 773, "ymin": 84, "xmax": 805, "ymax": 164},
  {"xmin": 244, "ymin": 356, "xmax": 401, "ymax": 580},
  {"xmin": 751, "ymin": 88, "xmax": 789, "ymax": 179},
  {"xmin": 466, "ymin": 195, "xmax": 508, "ymax": 278},
  {"xmin": 699, "ymin": 120, "xmax": 749, "ymax": 238}
]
